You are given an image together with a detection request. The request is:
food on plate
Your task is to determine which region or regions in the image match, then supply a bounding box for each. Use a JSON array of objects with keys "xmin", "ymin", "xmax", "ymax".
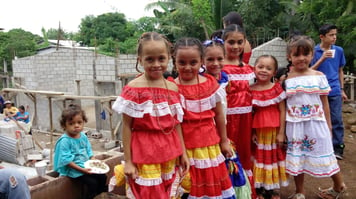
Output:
[{"xmin": 89, "ymin": 161, "xmax": 108, "ymax": 170}]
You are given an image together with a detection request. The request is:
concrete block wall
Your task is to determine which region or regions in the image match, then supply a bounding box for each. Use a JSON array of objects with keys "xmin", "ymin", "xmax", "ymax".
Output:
[
  {"xmin": 12, "ymin": 38, "xmax": 287, "ymax": 131},
  {"xmin": 117, "ymin": 54, "xmax": 138, "ymax": 75},
  {"xmin": 249, "ymin": 37, "xmax": 288, "ymax": 69},
  {"xmin": 12, "ymin": 48, "xmax": 122, "ymax": 130}
]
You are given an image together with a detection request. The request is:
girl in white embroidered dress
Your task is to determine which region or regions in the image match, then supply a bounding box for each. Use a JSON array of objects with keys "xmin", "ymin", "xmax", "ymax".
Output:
[
  {"xmin": 284, "ymin": 35, "xmax": 346, "ymax": 199},
  {"xmin": 112, "ymin": 32, "xmax": 189, "ymax": 199}
]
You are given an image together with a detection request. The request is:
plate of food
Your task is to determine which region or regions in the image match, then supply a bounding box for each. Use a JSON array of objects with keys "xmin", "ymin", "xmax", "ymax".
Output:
[{"xmin": 84, "ymin": 160, "xmax": 110, "ymax": 174}]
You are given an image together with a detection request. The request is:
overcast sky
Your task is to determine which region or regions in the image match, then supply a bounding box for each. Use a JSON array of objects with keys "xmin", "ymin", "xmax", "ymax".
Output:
[{"xmin": 0, "ymin": 0, "xmax": 156, "ymax": 35}]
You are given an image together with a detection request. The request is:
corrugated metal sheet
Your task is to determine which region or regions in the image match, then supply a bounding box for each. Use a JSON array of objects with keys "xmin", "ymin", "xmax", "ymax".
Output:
[{"xmin": 0, "ymin": 135, "xmax": 19, "ymax": 164}]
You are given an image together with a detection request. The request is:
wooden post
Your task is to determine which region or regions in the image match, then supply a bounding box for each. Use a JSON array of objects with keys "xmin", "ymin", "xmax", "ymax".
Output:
[
  {"xmin": 48, "ymin": 96, "xmax": 54, "ymax": 168},
  {"xmin": 3, "ymin": 59, "xmax": 9, "ymax": 88},
  {"xmin": 75, "ymin": 80, "xmax": 81, "ymax": 95},
  {"xmin": 109, "ymin": 100, "xmax": 114, "ymax": 140},
  {"xmin": 350, "ymin": 74, "xmax": 354, "ymax": 101}
]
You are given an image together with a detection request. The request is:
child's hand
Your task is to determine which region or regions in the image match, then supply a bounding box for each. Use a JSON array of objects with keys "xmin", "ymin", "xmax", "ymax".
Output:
[
  {"xmin": 179, "ymin": 153, "xmax": 190, "ymax": 177},
  {"xmin": 83, "ymin": 168, "xmax": 92, "ymax": 174},
  {"xmin": 220, "ymin": 141, "xmax": 233, "ymax": 158},
  {"xmin": 276, "ymin": 133, "xmax": 285, "ymax": 144},
  {"xmin": 124, "ymin": 161, "xmax": 138, "ymax": 179},
  {"xmin": 322, "ymin": 50, "xmax": 334, "ymax": 59},
  {"xmin": 252, "ymin": 134, "xmax": 258, "ymax": 145}
]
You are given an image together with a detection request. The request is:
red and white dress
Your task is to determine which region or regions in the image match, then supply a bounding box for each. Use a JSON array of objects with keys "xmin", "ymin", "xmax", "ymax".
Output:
[
  {"xmin": 112, "ymin": 85, "xmax": 184, "ymax": 199},
  {"xmin": 251, "ymin": 83, "xmax": 289, "ymax": 190},
  {"xmin": 178, "ymin": 74, "xmax": 235, "ymax": 199},
  {"xmin": 222, "ymin": 64, "xmax": 255, "ymax": 171}
]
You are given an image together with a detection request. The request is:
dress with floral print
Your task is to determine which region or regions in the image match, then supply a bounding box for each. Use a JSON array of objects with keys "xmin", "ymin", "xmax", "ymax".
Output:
[
  {"xmin": 287, "ymin": 104, "xmax": 323, "ymax": 119},
  {"xmin": 287, "ymin": 135, "xmax": 316, "ymax": 152}
]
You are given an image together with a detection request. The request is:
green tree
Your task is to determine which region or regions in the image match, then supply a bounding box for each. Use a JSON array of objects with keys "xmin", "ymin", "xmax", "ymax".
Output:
[
  {"xmin": 191, "ymin": 0, "xmax": 214, "ymax": 39},
  {"xmin": 78, "ymin": 13, "xmax": 129, "ymax": 47},
  {"xmin": 296, "ymin": 0, "xmax": 356, "ymax": 71},
  {"xmin": 46, "ymin": 28, "xmax": 66, "ymax": 40},
  {"xmin": 0, "ymin": 29, "xmax": 39, "ymax": 73},
  {"xmin": 145, "ymin": 0, "xmax": 206, "ymax": 41}
]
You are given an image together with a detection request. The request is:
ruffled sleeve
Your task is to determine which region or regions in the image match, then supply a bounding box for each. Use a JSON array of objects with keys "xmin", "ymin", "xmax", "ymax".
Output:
[
  {"xmin": 252, "ymin": 83, "xmax": 286, "ymax": 107},
  {"xmin": 286, "ymin": 75, "xmax": 331, "ymax": 95},
  {"xmin": 180, "ymin": 75, "xmax": 223, "ymax": 113},
  {"xmin": 112, "ymin": 86, "xmax": 184, "ymax": 122},
  {"xmin": 318, "ymin": 75, "xmax": 332, "ymax": 95}
]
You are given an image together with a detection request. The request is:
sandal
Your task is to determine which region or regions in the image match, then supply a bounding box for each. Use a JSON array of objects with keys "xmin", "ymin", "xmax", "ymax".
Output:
[
  {"xmin": 288, "ymin": 193, "xmax": 305, "ymax": 199},
  {"xmin": 317, "ymin": 185, "xmax": 347, "ymax": 199}
]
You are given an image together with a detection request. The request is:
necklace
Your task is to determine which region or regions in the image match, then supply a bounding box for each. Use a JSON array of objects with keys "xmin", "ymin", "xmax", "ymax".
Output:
[
  {"xmin": 145, "ymin": 75, "xmax": 176, "ymax": 135},
  {"xmin": 178, "ymin": 75, "xmax": 203, "ymax": 126}
]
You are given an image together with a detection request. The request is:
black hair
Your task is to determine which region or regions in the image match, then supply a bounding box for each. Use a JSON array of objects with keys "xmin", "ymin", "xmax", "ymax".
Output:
[
  {"xmin": 135, "ymin": 32, "xmax": 172, "ymax": 73},
  {"xmin": 202, "ymin": 38, "xmax": 225, "ymax": 55},
  {"xmin": 210, "ymin": 29, "xmax": 223, "ymax": 40},
  {"xmin": 60, "ymin": 104, "xmax": 88, "ymax": 129},
  {"xmin": 319, "ymin": 24, "xmax": 337, "ymax": 36},
  {"xmin": 275, "ymin": 65, "xmax": 289, "ymax": 80},
  {"xmin": 254, "ymin": 55, "xmax": 278, "ymax": 71},
  {"xmin": 223, "ymin": 11, "xmax": 244, "ymax": 28},
  {"xmin": 18, "ymin": 105, "xmax": 25, "ymax": 111},
  {"xmin": 276, "ymin": 61, "xmax": 292, "ymax": 90},
  {"xmin": 222, "ymin": 24, "xmax": 246, "ymax": 66},
  {"xmin": 286, "ymin": 35, "xmax": 315, "ymax": 57},
  {"xmin": 172, "ymin": 37, "xmax": 204, "ymax": 76}
]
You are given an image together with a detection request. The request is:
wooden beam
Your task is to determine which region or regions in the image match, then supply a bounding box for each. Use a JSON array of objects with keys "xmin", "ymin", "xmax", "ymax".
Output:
[{"xmin": 2, "ymin": 88, "xmax": 64, "ymax": 96}]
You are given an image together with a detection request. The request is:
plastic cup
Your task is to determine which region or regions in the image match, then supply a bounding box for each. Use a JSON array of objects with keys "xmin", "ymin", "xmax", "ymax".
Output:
[
  {"xmin": 35, "ymin": 161, "xmax": 47, "ymax": 177},
  {"xmin": 328, "ymin": 49, "xmax": 335, "ymax": 58}
]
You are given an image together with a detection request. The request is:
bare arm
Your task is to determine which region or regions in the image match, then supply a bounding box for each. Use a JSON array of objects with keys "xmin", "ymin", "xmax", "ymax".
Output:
[
  {"xmin": 276, "ymin": 100, "xmax": 286, "ymax": 144},
  {"xmin": 175, "ymin": 124, "xmax": 189, "ymax": 176},
  {"xmin": 214, "ymin": 102, "xmax": 232, "ymax": 157},
  {"xmin": 339, "ymin": 67, "xmax": 348, "ymax": 101},
  {"xmin": 122, "ymin": 114, "xmax": 138, "ymax": 179},
  {"xmin": 311, "ymin": 50, "xmax": 333, "ymax": 70},
  {"xmin": 321, "ymin": 95, "xmax": 332, "ymax": 133},
  {"xmin": 67, "ymin": 162, "xmax": 91, "ymax": 174}
]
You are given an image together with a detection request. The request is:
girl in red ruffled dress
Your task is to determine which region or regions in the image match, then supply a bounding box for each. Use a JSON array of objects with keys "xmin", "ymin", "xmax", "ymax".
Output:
[
  {"xmin": 222, "ymin": 24, "xmax": 255, "ymax": 179},
  {"xmin": 173, "ymin": 37, "xmax": 236, "ymax": 199},
  {"xmin": 250, "ymin": 55, "xmax": 289, "ymax": 199},
  {"xmin": 112, "ymin": 32, "xmax": 189, "ymax": 199}
]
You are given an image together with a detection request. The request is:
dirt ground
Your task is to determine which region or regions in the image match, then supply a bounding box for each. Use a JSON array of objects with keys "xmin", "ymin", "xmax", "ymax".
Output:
[{"xmin": 32, "ymin": 103, "xmax": 356, "ymax": 198}]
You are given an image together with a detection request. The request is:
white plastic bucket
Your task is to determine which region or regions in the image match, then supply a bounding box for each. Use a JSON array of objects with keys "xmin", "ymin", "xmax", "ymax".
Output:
[{"xmin": 35, "ymin": 161, "xmax": 47, "ymax": 176}]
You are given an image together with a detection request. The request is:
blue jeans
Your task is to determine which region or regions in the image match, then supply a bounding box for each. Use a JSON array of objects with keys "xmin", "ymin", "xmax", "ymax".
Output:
[
  {"xmin": 328, "ymin": 95, "xmax": 345, "ymax": 153},
  {"xmin": 0, "ymin": 168, "xmax": 31, "ymax": 199}
]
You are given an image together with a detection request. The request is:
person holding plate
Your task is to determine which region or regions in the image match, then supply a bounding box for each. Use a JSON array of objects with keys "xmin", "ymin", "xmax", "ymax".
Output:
[{"xmin": 54, "ymin": 104, "xmax": 107, "ymax": 199}]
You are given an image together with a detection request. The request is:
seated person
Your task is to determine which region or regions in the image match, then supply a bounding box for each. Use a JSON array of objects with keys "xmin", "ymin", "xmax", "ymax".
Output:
[
  {"xmin": 3, "ymin": 101, "xmax": 18, "ymax": 120},
  {"xmin": 15, "ymin": 105, "xmax": 30, "ymax": 124},
  {"xmin": 0, "ymin": 167, "xmax": 31, "ymax": 199}
]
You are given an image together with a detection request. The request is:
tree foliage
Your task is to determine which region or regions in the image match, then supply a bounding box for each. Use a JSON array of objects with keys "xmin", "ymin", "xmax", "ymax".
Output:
[
  {"xmin": 1, "ymin": 0, "xmax": 355, "ymax": 72},
  {"xmin": 294, "ymin": 0, "xmax": 356, "ymax": 71},
  {"xmin": 77, "ymin": 13, "xmax": 129, "ymax": 47},
  {"xmin": 0, "ymin": 29, "xmax": 41, "ymax": 73}
]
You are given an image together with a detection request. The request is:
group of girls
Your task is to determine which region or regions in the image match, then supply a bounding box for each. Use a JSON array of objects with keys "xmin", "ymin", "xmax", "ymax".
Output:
[{"xmin": 110, "ymin": 24, "xmax": 346, "ymax": 199}]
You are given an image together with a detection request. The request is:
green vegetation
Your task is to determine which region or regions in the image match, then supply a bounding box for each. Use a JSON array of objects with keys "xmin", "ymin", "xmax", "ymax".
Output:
[{"xmin": 0, "ymin": 0, "xmax": 355, "ymax": 72}]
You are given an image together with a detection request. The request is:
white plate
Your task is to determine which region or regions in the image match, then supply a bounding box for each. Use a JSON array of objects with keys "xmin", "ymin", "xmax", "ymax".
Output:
[{"xmin": 84, "ymin": 160, "xmax": 110, "ymax": 174}]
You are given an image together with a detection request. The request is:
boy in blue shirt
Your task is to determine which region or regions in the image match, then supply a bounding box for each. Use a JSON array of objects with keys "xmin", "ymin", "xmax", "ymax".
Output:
[{"xmin": 311, "ymin": 24, "xmax": 347, "ymax": 160}]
